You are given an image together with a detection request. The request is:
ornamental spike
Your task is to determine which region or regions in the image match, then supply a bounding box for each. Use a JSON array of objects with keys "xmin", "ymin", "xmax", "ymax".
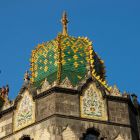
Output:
[{"xmin": 61, "ymin": 11, "xmax": 68, "ymax": 36}]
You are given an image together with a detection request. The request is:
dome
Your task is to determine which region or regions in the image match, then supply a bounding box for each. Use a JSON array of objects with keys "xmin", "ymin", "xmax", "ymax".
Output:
[{"xmin": 30, "ymin": 12, "xmax": 106, "ymax": 88}]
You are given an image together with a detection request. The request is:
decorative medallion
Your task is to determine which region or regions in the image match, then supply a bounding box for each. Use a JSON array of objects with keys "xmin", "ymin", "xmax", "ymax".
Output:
[
  {"xmin": 14, "ymin": 90, "xmax": 35, "ymax": 131},
  {"xmin": 80, "ymin": 83, "xmax": 107, "ymax": 120}
]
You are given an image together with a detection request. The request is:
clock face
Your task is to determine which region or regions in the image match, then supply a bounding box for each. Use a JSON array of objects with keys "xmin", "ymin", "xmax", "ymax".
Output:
[{"xmin": 80, "ymin": 83, "xmax": 107, "ymax": 121}]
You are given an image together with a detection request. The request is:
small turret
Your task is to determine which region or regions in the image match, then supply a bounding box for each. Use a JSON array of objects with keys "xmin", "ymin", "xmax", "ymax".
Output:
[
  {"xmin": 1, "ymin": 86, "xmax": 6, "ymax": 98},
  {"xmin": 0, "ymin": 85, "xmax": 9, "ymax": 99},
  {"xmin": 23, "ymin": 70, "xmax": 30, "ymax": 87},
  {"xmin": 5, "ymin": 85, "xmax": 9, "ymax": 95},
  {"xmin": 0, "ymin": 85, "xmax": 10, "ymax": 109}
]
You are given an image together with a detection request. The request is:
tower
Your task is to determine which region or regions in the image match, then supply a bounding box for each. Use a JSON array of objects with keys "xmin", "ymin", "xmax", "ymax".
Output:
[{"xmin": 0, "ymin": 12, "xmax": 140, "ymax": 140}]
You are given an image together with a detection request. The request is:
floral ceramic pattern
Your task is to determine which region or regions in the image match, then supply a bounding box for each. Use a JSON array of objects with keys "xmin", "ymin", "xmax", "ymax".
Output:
[
  {"xmin": 83, "ymin": 90, "xmax": 102, "ymax": 117},
  {"xmin": 14, "ymin": 91, "xmax": 35, "ymax": 131},
  {"xmin": 81, "ymin": 83, "xmax": 107, "ymax": 120},
  {"xmin": 17, "ymin": 95, "xmax": 33, "ymax": 126}
]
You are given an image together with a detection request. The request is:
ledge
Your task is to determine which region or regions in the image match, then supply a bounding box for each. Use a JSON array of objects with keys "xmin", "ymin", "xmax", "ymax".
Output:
[{"xmin": 34, "ymin": 86, "xmax": 79, "ymax": 100}]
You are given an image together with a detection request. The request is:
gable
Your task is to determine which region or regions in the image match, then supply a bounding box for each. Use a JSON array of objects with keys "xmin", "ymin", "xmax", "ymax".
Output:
[
  {"xmin": 13, "ymin": 90, "xmax": 35, "ymax": 131},
  {"xmin": 80, "ymin": 82, "xmax": 108, "ymax": 121}
]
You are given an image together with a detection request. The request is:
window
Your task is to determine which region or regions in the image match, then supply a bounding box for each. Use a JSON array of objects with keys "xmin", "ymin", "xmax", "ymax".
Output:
[
  {"xmin": 83, "ymin": 127, "xmax": 100, "ymax": 140},
  {"xmin": 84, "ymin": 134, "xmax": 98, "ymax": 140},
  {"xmin": 22, "ymin": 137, "xmax": 30, "ymax": 140},
  {"xmin": 19, "ymin": 135, "xmax": 33, "ymax": 140}
]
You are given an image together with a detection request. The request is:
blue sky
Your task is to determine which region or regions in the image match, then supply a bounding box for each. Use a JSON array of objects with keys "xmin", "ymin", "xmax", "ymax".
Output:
[{"xmin": 0, "ymin": 0, "xmax": 140, "ymax": 100}]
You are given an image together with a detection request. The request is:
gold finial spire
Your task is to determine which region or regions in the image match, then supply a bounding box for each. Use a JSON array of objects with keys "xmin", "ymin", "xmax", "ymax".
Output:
[{"xmin": 61, "ymin": 11, "xmax": 68, "ymax": 36}]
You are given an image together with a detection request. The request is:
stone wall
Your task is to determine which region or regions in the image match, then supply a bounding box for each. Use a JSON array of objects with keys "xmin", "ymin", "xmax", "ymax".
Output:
[
  {"xmin": 36, "ymin": 92, "xmax": 80, "ymax": 121},
  {"xmin": 55, "ymin": 116, "xmax": 132, "ymax": 140},
  {"xmin": 2, "ymin": 118, "xmax": 54, "ymax": 140},
  {"xmin": 36, "ymin": 93, "xmax": 56, "ymax": 121},
  {"xmin": 0, "ymin": 112, "xmax": 13, "ymax": 139},
  {"xmin": 1, "ymin": 116, "xmax": 133, "ymax": 140},
  {"xmin": 137, "ymin": 115, "xmax": 140, "ymax": 138},
  {"xmin": 108, "ymin": 100, "xmax": 130, "ymax": 125},
  {"xmin": 128, "ymin": 105, "xmax": 139, "ymax": 139},
  {"xmin": 55, "ymin": 93, "xmax": 79, "ymax": 117},
  {"xmin": 0, "ymin": 90, "xmax": 139, "ymax": 139}
]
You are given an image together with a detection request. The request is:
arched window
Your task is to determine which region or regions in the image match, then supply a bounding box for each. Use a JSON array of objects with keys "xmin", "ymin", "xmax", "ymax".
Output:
[
  {"xmin": 19, "ymin": 135, "xmax": 33, "ymax": 140},
  {"xmin": 84, "ymin": 134, "xmax": 98, "ymax": 140},
  {"xmin": 83, "ymin": 127, "xmax": 100, "ymax": 140}
]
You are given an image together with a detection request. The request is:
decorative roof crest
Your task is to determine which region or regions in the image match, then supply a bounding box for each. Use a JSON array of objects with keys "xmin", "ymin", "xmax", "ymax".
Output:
[
  {"xmin": 41, "ymin": 79, "xmax": 51, "ymax": 90},
  {"xmin": 60, "ymin": 77, "xmax": 73, "ymax": 89},
  {"xmin": 37, "ymin": 79, "xmax": 51, "ymax": 94},
  {"xmin": 110, "ymin": 85, "xmax": 122, "ymax": 96},
  {"xmin": 61, "ymin": 11, "xmax": 68, "ymax": 36}
]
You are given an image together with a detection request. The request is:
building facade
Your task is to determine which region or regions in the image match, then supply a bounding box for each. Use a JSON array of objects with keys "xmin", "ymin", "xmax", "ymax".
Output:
[{"xmin": 0, "ymin": 12, "xmax": 140, "ymax": 140}]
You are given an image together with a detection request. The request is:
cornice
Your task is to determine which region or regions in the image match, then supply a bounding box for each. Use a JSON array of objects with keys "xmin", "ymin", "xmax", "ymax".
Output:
[
  {"xmin": 34, "ymin": 86, "xmax": 79, "ymax": 100},
  {"xmin": 0, "ymin": 106, "xmax": 15, "ymax": 117}
]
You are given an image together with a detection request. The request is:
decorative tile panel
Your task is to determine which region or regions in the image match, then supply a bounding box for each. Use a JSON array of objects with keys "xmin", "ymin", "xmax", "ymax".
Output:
[
  {"xmin": 14, "ymin": 90, "xmax": 35, "ymax": 131},
  {"xmin": 80, "ymin": 83, "xmax": 107, "ymax": 121}
]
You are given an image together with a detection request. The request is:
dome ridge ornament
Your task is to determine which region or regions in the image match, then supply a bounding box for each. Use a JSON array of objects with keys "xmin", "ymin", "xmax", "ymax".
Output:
[
  {"xmin": 110, "ymin": 85, "xmax": 122, "ymax": 96},
  {"xmin": 61, "ymin": 11, "xmax": 68, "ymax": 36}
]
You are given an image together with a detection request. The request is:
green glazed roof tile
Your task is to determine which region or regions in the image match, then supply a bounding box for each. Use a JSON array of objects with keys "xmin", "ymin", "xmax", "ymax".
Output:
[{"xmin": 30, "ymin": 35, "xmax": 105, "ymax": 88}]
